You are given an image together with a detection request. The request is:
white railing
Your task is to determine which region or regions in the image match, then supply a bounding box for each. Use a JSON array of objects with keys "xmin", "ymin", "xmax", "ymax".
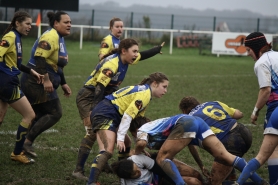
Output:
[{"xmin": 1, "ymin": 21, "xmax": 277, "ymax": 54}]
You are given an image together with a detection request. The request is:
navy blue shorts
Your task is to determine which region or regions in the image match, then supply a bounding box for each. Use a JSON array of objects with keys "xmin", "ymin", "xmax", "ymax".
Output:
[
  {"xmin": 0, "ymin": 71, "xmax": 24, "ymax": 103},
  {"xmin": 218, "ymin": 122, "xmax": 252, "ymax": 159}
]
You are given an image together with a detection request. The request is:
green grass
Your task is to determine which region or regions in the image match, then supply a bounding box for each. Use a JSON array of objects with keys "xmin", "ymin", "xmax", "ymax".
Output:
[{"xmin": 0, "ymin": 37, "xmax": 269, "ymax": 184}]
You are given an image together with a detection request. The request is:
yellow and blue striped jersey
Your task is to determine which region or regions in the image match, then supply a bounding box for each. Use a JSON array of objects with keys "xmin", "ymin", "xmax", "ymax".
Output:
[
  {"xmin": 84, "ymin": 53, "xmax": 139, "ymax": 93},
  {"xmin": 98, "ymin": 34, "xmax": 120, "ymax": 56},
  {"xmin": 29, "ymin": 28, "xmax": 68, "ymax": 72},
  {"xmin": 0, "ymin": 29, "xmax": 22, "ymax": 76},
  {"xmin": 105, "ymin": 84, "xmax": 152, "ymax": 118}
]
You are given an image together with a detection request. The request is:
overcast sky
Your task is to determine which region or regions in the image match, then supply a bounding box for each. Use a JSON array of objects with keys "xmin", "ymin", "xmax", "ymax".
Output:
[{"xmin": 79, "ymin": 0, "xmax": 278, "ymax": 17}]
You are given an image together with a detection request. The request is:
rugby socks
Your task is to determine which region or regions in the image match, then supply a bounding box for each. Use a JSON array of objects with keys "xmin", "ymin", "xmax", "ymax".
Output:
[
  {"xmin": 87, "ymin": 151, "xmax": 112, "ymax": 184},
  {"xmin": 14, "ymin": 121, "xmax": 29, "ymax": 155},
  {"xmin": 75, "ymin": 135, "xmax": 95, "ymax": 172},
  {"xmin": 268, "ymin": 158, "xmax": 278, "ymax": 184},
  {"xmin": 118, "ymin": 147, "xmax": 130, "ymax": 161},
  {"xmin": 236, "ymin": 158, "xmax": 261, "ymax": 185},
  {"xmin": 160, "ymin": 159, "xmax": 185, "ymax": 185},
  {"xmin": 233, "ymin": 157, "xmax": 263, "ymax": 184}
]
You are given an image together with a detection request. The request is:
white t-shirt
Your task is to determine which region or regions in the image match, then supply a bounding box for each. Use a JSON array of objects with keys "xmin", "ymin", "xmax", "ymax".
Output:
[
  {"xmin": 121, "ymin": 154, "xmax": 154, "ymax": 185},
  {"xmin": 254, "ymin": 50, "xmax": 278, "ymax": 88}
]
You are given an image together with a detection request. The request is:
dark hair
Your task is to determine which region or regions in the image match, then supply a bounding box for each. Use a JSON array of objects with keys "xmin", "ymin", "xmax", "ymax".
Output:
[
  {"xmin": 101, "ymin": 38, "xmax": 138, "ymax": 60},
  {"xmin": 109, "ymin": 17, "xmax": 122, "ymax": 30},
  {"xmin": 47, "ymin": 11, "xmax": 68, "ymax": 27},
  {"xmin": 3, "ymin": 11, "xmax": 31, "ymax": 36},
  {"xmin": 129, "ymin": 116, "xmax": 151, "ymax": 132},
  {"xmin": 111, "ymin": 159, "xmax": 134, "ymax": 179},
  {"xmin": 179, "ymin": 96, "xmax": 200, "ymax": 114},
  {"xmin": 139, "ymin": 72, "xmax": 168, "ymax": 85}
]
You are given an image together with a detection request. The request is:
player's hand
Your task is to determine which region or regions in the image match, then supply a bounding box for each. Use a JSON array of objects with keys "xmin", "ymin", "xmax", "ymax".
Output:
[
  {"xmin": 117, "ymin": 140, "xmax": 126, "ymax": 152},
  {"xmin": 44, "ymin": 80, "xmax": 54, "ymax": 92},
  {"xmin": 159, "ymin": 42, "xmax": 165, "ymax": 54},
  {"xmin": 250, "ymin": 114, "xmax": 258, "ymax": 125},
  {"xmin": 61, "ymin": 84, "xmax": 71, "ymax": 97},
  {"xmin": 30, "ymin": 69, "xmax": 44, "ymax": 84}
]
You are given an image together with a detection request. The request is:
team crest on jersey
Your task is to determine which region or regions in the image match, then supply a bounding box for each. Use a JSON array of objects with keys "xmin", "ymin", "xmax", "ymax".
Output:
[
  {"xmin": 100, "ymin": 42, "xmax": 109, "ymax": 48},
  {"xmin": 0, "ymin": 40, "xmax": 9, "ymax": 47},
  {"xmin": 17, "ymin": 43, "xmax": 22, "ymax": 53},
  {"xmin": 102, "ymin": 68, "xmax": 114, "ymax": 78},
  {"xmin": 38, "ymin": 41, "xmax": 51, "ymax": 50},
  {"xmin": 114, "ymin": 43, "xmax": 119, "ymax": 48},
  {"xmin": 60, "ymin": 43, "xmax": 65, "ymax": 53},
  {"xmin": 135, "ymin": 100, "xmax": 143, "ymax": 110}
]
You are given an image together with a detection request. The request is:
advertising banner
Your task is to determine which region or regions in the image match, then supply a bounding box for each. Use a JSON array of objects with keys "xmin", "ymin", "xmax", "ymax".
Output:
[{"xmin": 212, "ymin": 32, "xmax": 273, "ymax": 56}]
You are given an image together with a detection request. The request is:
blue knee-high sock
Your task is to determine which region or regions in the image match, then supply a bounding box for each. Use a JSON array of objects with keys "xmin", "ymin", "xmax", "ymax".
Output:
[
  {"xmin": 160, "ymin": 159, "xmax": 185, "ymax": 185},
  {"xmin": 87, "ymin": 151, "xmax": 112, "ymax": 184},
  {"xmin": 236, "ymin": 158, "xmax": 261, "ymax": 185},
  {"xmin": 268, "ymin": 158, "xmax": 278, "ymax": 185},
  {"xmin": 14, "ymin": 122, "xmax": 29, "ymax": 155}
]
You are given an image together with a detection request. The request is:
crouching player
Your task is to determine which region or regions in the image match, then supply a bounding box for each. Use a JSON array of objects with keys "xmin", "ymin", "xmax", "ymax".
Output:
[{"xmin": 130, "ymin": 114, "xmax": 266, "ymax": 185}]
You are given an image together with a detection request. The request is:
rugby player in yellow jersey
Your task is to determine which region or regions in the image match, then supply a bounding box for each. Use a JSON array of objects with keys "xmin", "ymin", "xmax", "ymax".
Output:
[
  {"xmin": 0, "ymin": 11, "xmax": 43, "ymax": 164},
  {"xmin": 20, "ymin": 11, "xmax": 72, "ymax": 158},
  {"xmin": 73, "ymin": 38, "xmax": 164, "ymax": 180},
  {"xmin": 98, "ymin": 17, "xmax": 123, "ymax": 60},
  {"xmin": 86, "ymin": 72, "xmax": 168, "ymax": 185}
]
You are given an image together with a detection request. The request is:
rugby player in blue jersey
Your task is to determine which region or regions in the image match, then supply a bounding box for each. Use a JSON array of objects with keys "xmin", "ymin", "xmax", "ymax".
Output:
[
  {"xmin": 129, "ymin": 114, "xmax": 265, "ymax": 185},
  {"xmin": 179, "ymin": 96, "xmax": 267, "ymax": 185}
]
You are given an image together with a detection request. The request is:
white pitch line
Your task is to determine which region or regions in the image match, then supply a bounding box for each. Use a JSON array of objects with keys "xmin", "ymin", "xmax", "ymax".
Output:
[
  {"xmin": 63, "ymin": 74, "xmax": 254, "ymax": 80},
  {"xmin": 0, "ymin": 129, "xmax": 59, "ymax": 135}
]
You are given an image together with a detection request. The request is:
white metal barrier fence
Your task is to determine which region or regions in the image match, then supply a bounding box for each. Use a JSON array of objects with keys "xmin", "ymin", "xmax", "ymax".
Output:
[{"xmin": 0, "ymin": 21, "xmax": 277, "ymax": 54}]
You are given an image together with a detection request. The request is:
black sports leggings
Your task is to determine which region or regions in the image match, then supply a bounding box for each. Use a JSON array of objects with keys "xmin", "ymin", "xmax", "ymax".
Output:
[{"xmin": 27, "ymin": 98, "xmax": 62, "ymax": 142}]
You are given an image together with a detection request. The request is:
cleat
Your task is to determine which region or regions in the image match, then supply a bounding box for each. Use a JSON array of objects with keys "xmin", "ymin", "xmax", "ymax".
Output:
[
  {"xmin": 72, "ymin": 171, "xmax": 88, "ymax": 181},
  {"xmin": 23, "ymin": 143, "xmax": 37, "ymax": 158},
  {"xmin": 11, "ymin": 152, "xmax": 35, "ymax": 164}
]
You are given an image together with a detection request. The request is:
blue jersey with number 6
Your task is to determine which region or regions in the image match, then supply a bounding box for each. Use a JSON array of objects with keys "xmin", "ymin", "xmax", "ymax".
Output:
[{"xmin": 188, "ymin": 101, "xmax": 237, "ymax": 140}]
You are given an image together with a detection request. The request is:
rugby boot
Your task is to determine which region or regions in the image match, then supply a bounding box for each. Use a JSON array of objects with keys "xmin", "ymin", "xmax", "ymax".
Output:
[
  {"xmin": 23, "ymin": 142, "xmax": 37, "ymax": 158},
  {"xmin": 72, "ymin": 170, "xmax": 88, "ymax": 181},
  {"xmin": 11, "ymin": 152, "xmax": 35, "ymax": 164}
]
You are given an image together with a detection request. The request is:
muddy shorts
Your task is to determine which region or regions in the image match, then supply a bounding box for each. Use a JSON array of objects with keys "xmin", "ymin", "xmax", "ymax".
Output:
[
  {"xmin": 76, "ymin": 87, "xmax": 95, "ymax": 119},
  {"xmin": 218, "ymin": 122, "xmax": 252, "ymax": 159}
]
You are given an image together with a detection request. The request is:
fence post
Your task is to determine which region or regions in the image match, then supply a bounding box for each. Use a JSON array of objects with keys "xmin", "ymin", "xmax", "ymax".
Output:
[
  {"xmin": 130, "ymin": 12, "xmax": 133, "ymax": 37},
  {"xmin": 171, "ymin": 14, "xmax": 174, "ymax": 29},
  {"xmin": 170, "ymin": 31, "xmax": 173, "ymax": 55},
  {"xmin": 80, "ymin": 26, "xmax": 83, "ymax": 50},
  {"xmin": 91, "ymin": 9, "xmax": 94, "ymax": 40},
  {"xmin": 257, "ymin": 18, "xmax": 260, "ymax": 32},
  {"xmin": 213, "ymin": 16, "xmax": 216, "ymax": 31}
]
